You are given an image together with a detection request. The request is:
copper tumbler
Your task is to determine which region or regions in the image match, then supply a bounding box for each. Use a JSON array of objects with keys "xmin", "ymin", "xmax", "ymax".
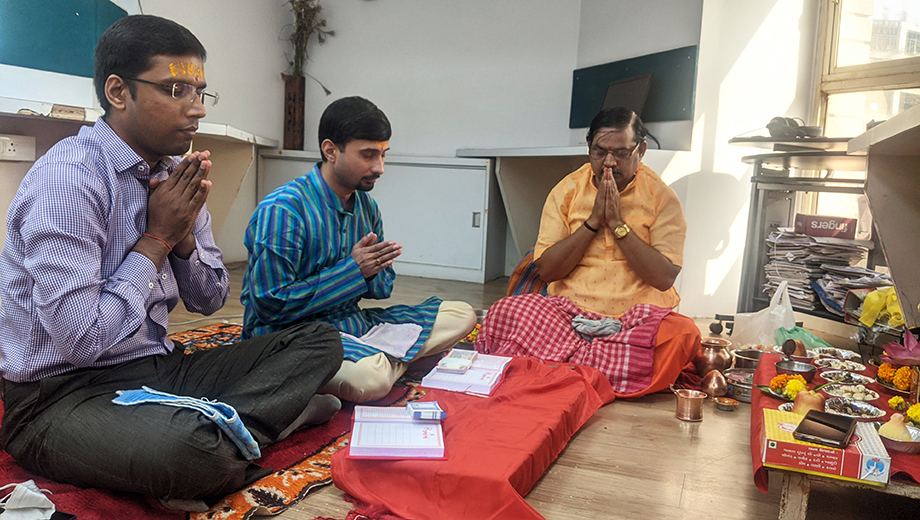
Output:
[{"xmin": 673, "ymin": 389, "xmax": 706, "ymax": 422}]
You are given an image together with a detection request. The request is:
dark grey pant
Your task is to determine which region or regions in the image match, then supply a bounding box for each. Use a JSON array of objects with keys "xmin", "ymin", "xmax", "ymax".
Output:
[{"xmin": 0, "ymin": 321, "xmax": 343, "ymax": 501}]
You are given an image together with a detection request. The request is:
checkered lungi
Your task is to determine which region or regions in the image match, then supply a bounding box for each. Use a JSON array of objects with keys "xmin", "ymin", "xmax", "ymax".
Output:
[{"xmin": 475, "ymin": 294, "xmax": 671, "ymax": 394}]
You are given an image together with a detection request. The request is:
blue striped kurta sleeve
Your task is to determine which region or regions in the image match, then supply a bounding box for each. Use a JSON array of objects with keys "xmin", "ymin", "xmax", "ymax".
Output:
[{"xmin": 242, "ymin": 199, "xmax": 368, "ymax": 332}]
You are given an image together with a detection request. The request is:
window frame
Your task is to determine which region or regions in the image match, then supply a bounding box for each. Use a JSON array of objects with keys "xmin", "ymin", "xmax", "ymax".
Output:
[{"xmin": 814, "ymin": 0, "xmax": 920, "ymax": 125}]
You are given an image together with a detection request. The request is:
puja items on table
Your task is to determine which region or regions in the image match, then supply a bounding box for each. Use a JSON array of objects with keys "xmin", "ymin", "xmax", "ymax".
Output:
[{"xmin": 757, "ymin": 374, "xmax": 830, "ymax": 415}]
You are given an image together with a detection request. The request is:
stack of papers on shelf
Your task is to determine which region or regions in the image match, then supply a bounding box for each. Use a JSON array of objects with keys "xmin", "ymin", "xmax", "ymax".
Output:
[
  {"xmin": 763, "ymin": 230, "xmax": 874, "ymax": 312},
  {"xmin": 421, "ymin": 353, "xmax": 512, "ymax": 396},
  {"xmin": 348, "ymin": 406, "xmax": 444, "ymax": 459}
]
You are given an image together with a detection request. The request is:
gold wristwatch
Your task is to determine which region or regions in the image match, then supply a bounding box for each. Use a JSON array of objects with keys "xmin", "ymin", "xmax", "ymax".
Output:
[{"xmin": 613, "ymin": 223, "xmax": 631, "ymax": 239}]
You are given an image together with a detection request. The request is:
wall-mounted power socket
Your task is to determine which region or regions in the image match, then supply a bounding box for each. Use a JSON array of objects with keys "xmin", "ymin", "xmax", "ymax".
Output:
[{"xmin": 0, "ymin": 134, "xmax": 36, "ymax": 162}]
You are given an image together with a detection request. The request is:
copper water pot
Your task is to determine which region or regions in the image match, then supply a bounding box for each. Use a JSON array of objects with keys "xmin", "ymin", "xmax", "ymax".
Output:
[{"xmin": 694, "ymin": 337, "xmax": 733, "ymax": 376}]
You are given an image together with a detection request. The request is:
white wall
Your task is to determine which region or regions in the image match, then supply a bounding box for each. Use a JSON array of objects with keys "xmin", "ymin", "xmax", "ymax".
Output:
[
  {"xmin": 301, "ymin": 0, "xmax": 582, "ymax": 157},
  {"xmin": 682, "ymin": 0, "xmax": 818, "ymax": 319},
  {"xmin": 570, "ymin": 1, "xmax": 820, "ymax": 319},
  {"xmin": 573, "ymin": 0, "xmax": 704, "ymax": 150},
  {"xmin": 4, "ymin": 1, "xmax": 823, "ymax": 321},
  {"xmin": 135, "ymin": 0, "xmax": 290, "ymax": 141}
]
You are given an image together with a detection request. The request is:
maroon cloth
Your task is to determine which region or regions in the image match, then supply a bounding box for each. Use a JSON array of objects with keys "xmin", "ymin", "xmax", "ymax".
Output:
[
  {"xmin": 673, "ymin": 360, "xmax": 702, "ymax": 391},
  {"xmin": 750, "ymin": 353, "xmax": 920, "ymax": 492},
  {"xmin": 332, "ymin": 357, "xmax": 616, "ymax": 520},
  {"xmin": 476, "ymin": 294, "xmax": 670, "ymax": 394}
]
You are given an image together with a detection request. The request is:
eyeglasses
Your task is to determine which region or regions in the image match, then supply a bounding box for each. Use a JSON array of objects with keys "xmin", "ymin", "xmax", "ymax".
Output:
[
  {"xmin": 126, "ymin": 77, "xmax": 220, "ymax": 107},
  {"xmin": 589, "ymin": 140, "xmax": 642, "ymax": 161}
]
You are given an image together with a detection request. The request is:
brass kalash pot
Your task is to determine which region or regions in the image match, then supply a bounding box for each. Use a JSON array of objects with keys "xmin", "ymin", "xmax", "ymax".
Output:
[{"xmin": 694, "ymin": 337, "xmax": 733, "ymax": 376}]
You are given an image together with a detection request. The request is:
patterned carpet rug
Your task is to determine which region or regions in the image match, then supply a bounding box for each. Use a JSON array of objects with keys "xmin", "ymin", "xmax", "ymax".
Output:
[{"xmin": 0, "ymin": 323, "xmax": 430, "ymax": 520}]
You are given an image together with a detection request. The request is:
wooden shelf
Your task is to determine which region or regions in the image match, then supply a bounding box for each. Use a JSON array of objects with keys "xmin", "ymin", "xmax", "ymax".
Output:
[
  {"xmin": 849, "ymin": 103, "xmax": 920, "ymax": 328},
  {"xmin": 729, "ymin": 136, "xmax": 851, "ymax": 152},
  {"xmin": 848, "ymin": 105, "xmax": 920, "ymax": 157},
  {"xmin": 741, "ymin": 151, "xmax": 866, "ymax": 171},
  {"xmin": 0, "ymin": 97, "xmax": 278, "ymax": 148}
]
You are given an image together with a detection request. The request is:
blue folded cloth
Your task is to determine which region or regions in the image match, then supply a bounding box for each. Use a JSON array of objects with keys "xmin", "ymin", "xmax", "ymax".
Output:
[
  {"xmin": 112, "ymin": 386, "xmax": 261, "ymax": 460},
  {"xmin": 571, "ymin": 315, "xmax": 622, "ymax": 342}
]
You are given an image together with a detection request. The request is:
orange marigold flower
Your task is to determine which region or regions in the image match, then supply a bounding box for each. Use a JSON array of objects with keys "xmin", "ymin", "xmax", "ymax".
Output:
[
  {"xmin": 878, "ymin": 362, "xmax": 897, "ymax": 383},
  {"xmin": 770, "ymin": 374, "xmax": 790, "ymax": 392},
  {"xmin": 769, "ymin": 374, "xmax": 806, "ymax": 393},
  {"xmin": 893, "ymin": 365, "xmax": 913, "ymax": 391}
]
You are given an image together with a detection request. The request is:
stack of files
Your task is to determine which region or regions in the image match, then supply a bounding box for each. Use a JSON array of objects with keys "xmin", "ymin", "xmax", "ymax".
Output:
[
  {"xmin": 762, "ymin": 230, "xmax": 872, "ymax": 312},
  {"xmin": 811, "ymin": 265, "xmax": 892, "ymax": 315},
  {"xmin": 763, "ymin": 259, "xmax": 822, "ymax": 309},
  {"xmin": 763, "ymin": 231, "xmax": 820, "ymax": 309},
  {"xmin": 805, "ymin": 237, "xmax": 873, "ymax": 265}
]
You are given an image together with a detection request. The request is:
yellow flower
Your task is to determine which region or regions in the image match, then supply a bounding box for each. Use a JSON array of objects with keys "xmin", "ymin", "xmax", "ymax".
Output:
[
  {"xmin": 907, "ymin": 403, "xmax": 920, "ymax": 426},
  {"xmin": 889, "ymin": 396, "xmax": 907, "ymax": 411},
  {"xmin": 784, "ymin": 379, "xmax": 806, "ymax": 400},
  {"xmin": 463, "ymin": 323, "xmax": 481, "ymax": 343}
]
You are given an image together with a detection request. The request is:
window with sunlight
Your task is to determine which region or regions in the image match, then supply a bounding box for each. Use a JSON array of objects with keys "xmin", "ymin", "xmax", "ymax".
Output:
[{"xmin": 820, "ymin": 0, "xmax": 920, "ymax": 136}]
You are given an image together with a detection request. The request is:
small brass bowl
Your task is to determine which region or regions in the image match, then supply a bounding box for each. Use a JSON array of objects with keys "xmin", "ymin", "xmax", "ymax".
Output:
[
  {"xmin": 713, "ymin": 397, "xmax": 739, "ymax": 411},
  {"xmin": 775, "ymin": 359, "xmax": 816, "ymax": 383}
]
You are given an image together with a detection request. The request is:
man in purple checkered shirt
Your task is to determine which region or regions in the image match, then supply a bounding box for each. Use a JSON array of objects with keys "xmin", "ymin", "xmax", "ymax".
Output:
[{"xmin": 0, "ymin": 15, "xmax": 342, "ymax": 511}]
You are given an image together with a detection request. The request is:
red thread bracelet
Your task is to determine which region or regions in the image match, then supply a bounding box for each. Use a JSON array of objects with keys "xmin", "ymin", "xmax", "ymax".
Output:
[{"xmin": 143, "ymin": 233, "xmax": 172, "ymax": 252}]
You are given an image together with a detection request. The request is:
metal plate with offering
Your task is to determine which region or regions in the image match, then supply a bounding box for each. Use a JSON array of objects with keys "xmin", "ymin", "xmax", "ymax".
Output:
[
  {"xmin": 813, "ymin": 358, "xmax": 866, "ymax": 372},
  {"xmin": 825, "ymin": 397, "xmax": 884, "ymax": 420},
  {"xmin": 818, "ymin": 370, "xmax": 873, "ymax": 386},
  {"xmin": 821, "ymin": 384, "xmax": 879, "ymax": 401}
]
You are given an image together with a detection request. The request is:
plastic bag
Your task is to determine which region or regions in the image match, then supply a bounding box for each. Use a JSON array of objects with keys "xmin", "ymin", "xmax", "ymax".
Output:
[
  {"xmin": 731, "ymin": 281, "xmax": 795, "ymax": 347},
  {"xmin": 774, "ymin": 326, "xmax": 834, "ymax": 350}
]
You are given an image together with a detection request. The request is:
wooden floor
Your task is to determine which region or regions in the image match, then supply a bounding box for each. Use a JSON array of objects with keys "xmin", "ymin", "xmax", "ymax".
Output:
[{"xmin": 169, "ymin": 262, "xmax": 918, "ymax": 520}]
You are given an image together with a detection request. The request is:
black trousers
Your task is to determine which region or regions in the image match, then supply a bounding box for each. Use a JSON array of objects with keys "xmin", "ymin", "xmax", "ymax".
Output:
[{"xmin": 0, "ymin": 321, "xmax": 343, "ymax": 501}]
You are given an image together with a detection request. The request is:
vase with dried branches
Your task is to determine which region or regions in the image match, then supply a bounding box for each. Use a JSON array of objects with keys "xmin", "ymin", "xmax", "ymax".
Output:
[{"xmin": 283, "ymin": 0, "xmax": 334, "ymax": 150}]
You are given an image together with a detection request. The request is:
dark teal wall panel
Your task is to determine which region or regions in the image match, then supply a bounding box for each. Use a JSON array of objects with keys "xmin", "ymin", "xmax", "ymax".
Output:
[
  {"xmin": 0, "ymin": 0, "xmax": 126, "ymax": 78},
  {"xmin": 570, "ymin": 45, "xmax": 698, "ymax": 127}
]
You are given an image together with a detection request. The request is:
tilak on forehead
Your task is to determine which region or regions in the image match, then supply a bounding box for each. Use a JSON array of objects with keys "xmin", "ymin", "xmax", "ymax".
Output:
[
  {"xmin": 169, "ymin": 61, "xmax": 205, "ymax": 82},
  {"xmin": 375, "ymin": 141, "xmax": 389, "ymax": 149}
]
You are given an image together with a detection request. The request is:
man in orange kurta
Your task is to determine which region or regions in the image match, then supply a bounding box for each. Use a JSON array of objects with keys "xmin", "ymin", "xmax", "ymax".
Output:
[{"xmin": 477, "ymin": 107, "xmax": 700, "ymax": 397}]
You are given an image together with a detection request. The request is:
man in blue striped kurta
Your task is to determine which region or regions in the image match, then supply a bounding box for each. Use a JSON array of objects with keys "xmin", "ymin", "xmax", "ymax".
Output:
[{"xmin": 242, "ymin": 97, "xmax": 477, "ymax": 402}]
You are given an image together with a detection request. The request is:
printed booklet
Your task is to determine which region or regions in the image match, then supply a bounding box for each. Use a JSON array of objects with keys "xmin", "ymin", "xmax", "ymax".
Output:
[
  {"xmin": 421, "ymin": 353, "xmax": 512, "ymax": 396},
  {"xmin": 348, "ymin": 406, "xmax": 445, "ymax": 459}
]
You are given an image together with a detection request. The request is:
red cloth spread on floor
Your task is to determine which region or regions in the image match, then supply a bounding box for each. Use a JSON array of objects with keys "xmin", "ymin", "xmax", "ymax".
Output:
[
  {"xmin": 331, "ymin": 357, "xmax": 616, "ymax": 520},
  {"xmin": 751, "ymin": 353, "xmax": 920, "ymax": 492}
]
